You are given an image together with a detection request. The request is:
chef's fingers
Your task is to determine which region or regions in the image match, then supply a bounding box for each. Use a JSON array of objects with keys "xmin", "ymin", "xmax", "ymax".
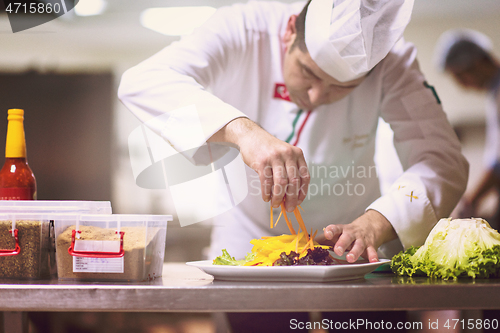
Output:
[
  {"xmin": 345, "ymin": 239, "xmax": 366, "ymax": 263},
  {"xmin": 333, "ymin": 228, "xmax": 355, "ymax": 257},
  {"xmin": 259, "ymin": 163, "xmax": 274, "ymax": 202},
  {"xmin": 323, "ymin": 224, "xmax": 342, "ymax": 243},
  {"xmin": 364, "ymin": 246, "xmax": 379, "ymax": 263},
  {"xmin": 271, "ymin": 162, "xmax": 287, "ymax": 208},
  {"xmin": 297, "ymin": 155, "xmax": 310, "ymax": 205},
  {"xmin": 342, "ymin": 236, "xmax": 379, "ymax": 263},
  {"xmin": 284, "ymin": 162, "xmax": 300, "ymax": 212}
]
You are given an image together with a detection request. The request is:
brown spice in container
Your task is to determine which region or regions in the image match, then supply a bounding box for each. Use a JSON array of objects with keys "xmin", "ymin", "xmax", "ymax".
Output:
[
  {"xmin": 0, "ymin": 220, "xmax": 50, "ymax": 279},
  {"xmin": 56, "ymin": 225, "xmax": 163, "ymax": 281}
]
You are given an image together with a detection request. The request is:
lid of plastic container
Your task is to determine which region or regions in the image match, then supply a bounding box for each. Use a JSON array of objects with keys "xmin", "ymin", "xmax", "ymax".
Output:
[
  {"xmin": 0, "ymin": 200, "xmax": 112, "ymax": 214},
  {"xmin": 39, "ymin": 212, "xmax": 80, "ymax": 220},
  {"xmin": 0, "ymin": 212, "xmax": 51, "ymax": 221},
  {"xmin": 79, "ymin": 214, "xmax": 173, "ymax": 222}
]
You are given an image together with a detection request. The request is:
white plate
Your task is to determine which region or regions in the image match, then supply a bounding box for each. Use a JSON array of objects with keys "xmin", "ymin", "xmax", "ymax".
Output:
[{"xmin": 186, "ymin": 259, "xmax": 391, "ymax": 283}]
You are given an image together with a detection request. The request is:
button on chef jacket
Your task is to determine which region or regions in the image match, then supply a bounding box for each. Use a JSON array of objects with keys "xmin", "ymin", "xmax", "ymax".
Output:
[{"xmin": 118, "ymin": 1, "xmax": 469, "ymax": 260}]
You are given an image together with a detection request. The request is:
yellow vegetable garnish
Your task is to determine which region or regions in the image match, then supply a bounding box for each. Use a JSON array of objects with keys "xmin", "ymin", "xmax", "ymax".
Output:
[
  {"xmin": 237, "ymin": 201, "xmax": 329, "ymax": 267},
  {"xmin": 244, "ymin": 231, "xmax": 330, "ymax": 266}
]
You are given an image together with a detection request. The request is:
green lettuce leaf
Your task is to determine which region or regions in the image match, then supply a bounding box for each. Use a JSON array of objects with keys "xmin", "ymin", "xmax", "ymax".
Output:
[
  {"xmin": 212, "ymin": 249, "xmax": 256, "ymax": 266},
  {"xmin": 391, "ymin": 218, "xmax": 500, "ymax": 280}
]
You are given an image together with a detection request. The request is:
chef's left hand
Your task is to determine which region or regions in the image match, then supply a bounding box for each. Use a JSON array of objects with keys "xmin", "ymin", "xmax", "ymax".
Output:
[{"xmin": 318, "ymin": 210, "xmax": 397, "ymax": 263}]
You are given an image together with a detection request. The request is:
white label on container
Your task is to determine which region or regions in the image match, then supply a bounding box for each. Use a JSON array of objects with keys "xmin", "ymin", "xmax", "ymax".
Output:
[
  {"xmin": 73, "ymin": 257, "xmax": 124, "ymax": 273},
  {"xmin": 74, "ymin": 240, "xmax": 120, "ymax": 252}
]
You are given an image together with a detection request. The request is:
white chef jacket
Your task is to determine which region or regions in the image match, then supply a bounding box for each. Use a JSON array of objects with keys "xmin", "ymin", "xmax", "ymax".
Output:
[
  {"xmin": 483, "ymin": 73, "xmax": 500, "ymax": 170},
  {"xmin": 118, "ymin": 1, "xmax": 468, "ymax": 259}
]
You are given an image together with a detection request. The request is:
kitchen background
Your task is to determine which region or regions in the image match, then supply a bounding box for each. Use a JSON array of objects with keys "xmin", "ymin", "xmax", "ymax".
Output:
[{"xmin": 0, "ymin": 1, "xmax": 499, "ymax": 332}]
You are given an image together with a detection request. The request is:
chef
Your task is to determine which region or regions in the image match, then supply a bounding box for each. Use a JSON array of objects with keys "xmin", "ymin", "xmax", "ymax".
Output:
[
  {"xmin": 118, "ymin": 0, "xmax": 468, "ymax": 265},
  {"xmin": 435, "ymin": 29, "xmax": 500, "ymax": 228}
]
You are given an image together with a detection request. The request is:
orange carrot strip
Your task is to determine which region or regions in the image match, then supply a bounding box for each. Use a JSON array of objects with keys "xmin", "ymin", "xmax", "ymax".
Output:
[
  {"xmin": 299, "ymin": 240, "xmax": 309, "ymax": 253},
  {"xmin": 295, "ymin": 237, "xmax": 298, "ymax": 253},
  {"xmin": 281, "ymin": 202, "xmax": 296, "ymax": 235},
  {"xmin": 270, "ymin": 202, "xmax": 273, "ymax": 229},
  {"xmin": 309, "ymin": 228, "xmax": 312, "ymax": 250},
  {"xmin": 269, "ymin": 201, "xmax": 274, "ymax": 229},
  {"xmin": 274, "ymin": 211, "xmax": 283, "ymax": 227},
  {"xmin": 306, "ymin": 232, "xmax": 313, "ymax": 251},
  {"xmin": 299, "ymin": 229, "xmax": 317, "ymax": 253},
  {"xmin": 299, "ymin": 235, "xmax": 312, "ymax": 254},
  {"xmin": 299, "ymin": 205, "xmax": 305, "ymax": 212},
  {"xmin": 293, "ymin": 207, "xmax": 309, "ymax": 242},
  {"xmin": 310, "ymin": 229, "xmax": 317, "ymax": 250}
]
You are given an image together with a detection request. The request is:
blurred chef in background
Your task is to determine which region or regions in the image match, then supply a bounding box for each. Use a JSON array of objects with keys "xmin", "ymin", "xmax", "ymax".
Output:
[{"xmin": 435, "ymin": 29, "xmax": 500, "ymax": 228}]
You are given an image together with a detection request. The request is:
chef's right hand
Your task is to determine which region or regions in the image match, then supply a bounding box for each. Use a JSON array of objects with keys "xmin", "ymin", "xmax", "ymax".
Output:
[{"xmin": 209, "ymin": 117, "xmax": 310, "ymax": 212}]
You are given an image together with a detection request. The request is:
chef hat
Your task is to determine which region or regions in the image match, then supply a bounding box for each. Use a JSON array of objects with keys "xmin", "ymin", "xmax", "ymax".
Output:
[
  {"xmin": 305, "ymin": 0, "xmax": 414, "ymax": 82},
  {"xmin": 434, "ymin": 29, "xmax": 493, "ymax": 72}
]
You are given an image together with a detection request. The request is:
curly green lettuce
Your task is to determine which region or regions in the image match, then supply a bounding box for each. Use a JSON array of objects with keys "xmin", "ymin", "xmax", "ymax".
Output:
[
  {"xmin": 391, "ymin": 218, "xmax": 500, "ymax": 280},
  {"xmin": 213, "ymin": 249, "xmax": 256, "ymax": 266}
]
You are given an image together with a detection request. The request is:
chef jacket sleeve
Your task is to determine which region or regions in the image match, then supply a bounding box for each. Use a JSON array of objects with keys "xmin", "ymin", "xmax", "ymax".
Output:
[
  {"xmin": 117, "ymin": 5, "xmax": 249, "ymax": 164},
  {"xmin": 367, "ymin": 39, "xmax": 469, "ymax": 249},
  {"xmin": 483, "ymin": 92, "xmax": 500, "ymax": 169}
]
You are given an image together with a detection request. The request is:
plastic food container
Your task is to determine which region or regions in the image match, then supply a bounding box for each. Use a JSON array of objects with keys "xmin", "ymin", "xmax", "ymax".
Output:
[
  {"xmin": 0, "ymin": 200, "xmax": 112, "ymax": 278},
  {"xmin": 54, "ymin": 214, "xmax": 171, "ymax": 282},
  {"xmin": 0, "ymin": 213, "xmax": 51, "ymax": 279}
]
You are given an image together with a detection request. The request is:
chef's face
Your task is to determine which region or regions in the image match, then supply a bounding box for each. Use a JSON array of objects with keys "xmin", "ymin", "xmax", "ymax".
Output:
[
  {"xmin": 282, "ymin": 15, "xmax": 365, "ymax": 110},
  {"xmin": 446, "ymin": 56, "xmax": 498, "ymax": 92},
  {"xmin": 448, "ymin": 66, "xmax": 489, "ymax": 91}
]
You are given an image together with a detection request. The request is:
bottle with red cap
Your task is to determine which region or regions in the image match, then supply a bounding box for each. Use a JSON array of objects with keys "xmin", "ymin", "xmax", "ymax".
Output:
[{"xmin": 0, "ymin": 109, "xmax": 37, "ymax": 200}]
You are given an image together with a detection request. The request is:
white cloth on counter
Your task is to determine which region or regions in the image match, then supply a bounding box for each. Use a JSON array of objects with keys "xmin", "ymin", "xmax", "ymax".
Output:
[{"xmin": 118, "ymin": 1, "xmax": 468, "ymax": 260}]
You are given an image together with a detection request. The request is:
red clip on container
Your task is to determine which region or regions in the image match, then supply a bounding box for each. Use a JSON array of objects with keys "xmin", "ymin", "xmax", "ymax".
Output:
[
  {"xmin": 0, "ymin": 228, "xmax": 20, "ymax": 256},
  {"xmin": 0, "ymin": 213, "xmax": 51, "ymax": 279},
  {"xmin": 68, "ymin": 229, "xmax": 125, "ymax": 258},
  {"xmin": 54, "ymin": 214, "xmax": 171, "ymax": 282}
]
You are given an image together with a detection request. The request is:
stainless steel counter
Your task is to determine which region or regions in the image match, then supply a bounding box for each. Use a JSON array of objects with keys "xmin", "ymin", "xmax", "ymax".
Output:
[{"xmin": 1, "ymin": 263, "xmax": 500, "ymax": 313}]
